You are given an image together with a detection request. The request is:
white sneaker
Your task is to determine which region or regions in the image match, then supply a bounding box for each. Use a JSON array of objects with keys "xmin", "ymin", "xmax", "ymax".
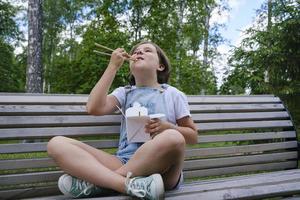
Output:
[
  {"xmin": 58, "ymin": 174, "xmax": 116, "ymax": 198},
  {"xmin": 125, "ymin": 172, "xmax": 165, "ymax": 200}
]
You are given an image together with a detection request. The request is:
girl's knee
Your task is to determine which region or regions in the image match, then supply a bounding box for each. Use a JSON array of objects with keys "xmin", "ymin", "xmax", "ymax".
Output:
[
  {"xmin": 157, "ymin": 129, "xmax": 186, "ymax": 149},
  {"xmin": 47, "ymin": 136, "xmax": 69, "ymax": 158}
]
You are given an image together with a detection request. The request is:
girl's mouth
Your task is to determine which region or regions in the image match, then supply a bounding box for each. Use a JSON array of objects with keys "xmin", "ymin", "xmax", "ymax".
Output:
[
  {"xmin": 136, "ymin": 56, "xmax": 144, "ymax": 61},
  {"xmin": 133, "ymin": 57, "xmax": 144, "ymax": 63}
]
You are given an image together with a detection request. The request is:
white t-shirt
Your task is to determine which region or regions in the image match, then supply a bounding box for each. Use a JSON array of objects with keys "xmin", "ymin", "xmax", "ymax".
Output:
[{"xmin": 111, "ymin": 84, "xmax": 191, "ymax": 124}]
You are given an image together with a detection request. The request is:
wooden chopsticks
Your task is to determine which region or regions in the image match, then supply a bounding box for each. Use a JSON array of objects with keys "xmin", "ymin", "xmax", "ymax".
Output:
[
  {"xmin": 93, "ymin": 43, "xmax": 135, "ymax": 61},
  {"xmin": 94, "ymin": 43, "xmax": 114, "ymax": 52},
  {"xmin": 93, "ymin": 43, "xmax": 113, "ymax": 56}
]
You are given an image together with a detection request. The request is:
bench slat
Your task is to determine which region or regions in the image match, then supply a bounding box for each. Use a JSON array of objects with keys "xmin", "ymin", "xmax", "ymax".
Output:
[
  {"xmin": 0, "ymin": 95, "xmax": 88, "ymax": 105},
  {"xmin": 1, "ymin": 151, "xmax": 296, "ymax": 171},
  {"xmin": 0, "ymin": 130, "xmax": 295, "ymax": 154},
  {"xmin": 0, "ymin": 120, "xmax": 293, "ymax": 139},
  {"xmin": 184, "ymin": 152, "xmax": 298, "ymax": 170},
  {"xmin": 0, "ymin": 115, "xmax": 121, "ymax": 128},
  {"xmin": 0, "ymin": 140, "xmax": 119, "ymax": 153},
  {"xmin": 0, "ymin": 140, "xmax": 296, "ymax": 155},
  {"xmin": 185, "ymin": 141, "xmax": 298, "ymax": 157},
  {"xmin": 168, "ymin": 169, "xmax": 300, "ymax": 196},
  {"xmin": 190, "ymin": 104, "xmax": 285, "ymax": 113},
  {"xmin": 168, "ymin": 179, "xmax": 300, "ymax": 200},
  {"xmin": 0, "ymin": 111, "xmax": 290, "ymax": 128},
  {"xmin": 0, "ymin": 158, "xmax": 56, "ymax": 170},
  {"xmin": 0, "ymin": 186, "xmax": 60, "ymax": 200},
  {"xmin": 0, "ymin": 161, "xmax": 296, "ymax": 186},
  {"xmin": 197, "ymin": 120, "xmax": 293, "ymax": 131},
  {"xmin": 184, "ymin": 161, "xmax": 297, "ymax": 178},
  {"xmin": 0, "ymin": 126, "xmax": 120, "ymax": 139},
  {"xmin": 0, "ymin": 94, "xmax": 277, "ymax": 104},
  {"xmin": 198, "ymin": 131, "xmax": 296, "ymax": 143},
  {"xmin": 0, "ymin": 105, "xmax": 87, "ymax": 115},
  {"xmin": 0, "ymin": 103, "xmax": 285, "ymax": 115},
  {"xmin": 187, "ymin": 96, "xmax": 280, "ymax": 104},
  {"xmin": 2, "ymin": 169, "xmax": 300, "ymax": 200},
  {"xmin": 192, "ymin": 111, "xmax": 290, "ymax": 122},
  {"xmin": 0, "ymin": 171, "xmax": 63, "ymax": 186}
]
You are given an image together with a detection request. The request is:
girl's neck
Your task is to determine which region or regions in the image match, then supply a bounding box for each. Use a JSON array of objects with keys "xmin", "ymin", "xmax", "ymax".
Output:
[{"xmin": 134, "ymin": 77, "xmax": 160, "ymax": 89}]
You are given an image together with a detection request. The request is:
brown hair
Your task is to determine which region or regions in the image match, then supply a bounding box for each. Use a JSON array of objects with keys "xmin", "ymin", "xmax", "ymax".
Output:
[{"xmin": 128, "ymin": 41, "xmax": 171, "ymax": 85}]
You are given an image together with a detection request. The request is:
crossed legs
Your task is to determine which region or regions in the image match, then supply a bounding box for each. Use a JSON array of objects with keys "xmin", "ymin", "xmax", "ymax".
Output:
[{"xmin": 47, "ymin": 129, "xmax": 185, "ymax": 193}]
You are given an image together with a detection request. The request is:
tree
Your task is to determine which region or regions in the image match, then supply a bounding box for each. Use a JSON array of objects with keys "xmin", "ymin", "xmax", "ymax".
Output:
[
  {"xmin": 221, "ymin": 0, "xmax": 299, "ymax": 95},
  {"xmin": 0, "ymin": 0, "xmax": 24, "ymax": 92},
  {"xmin": 0, "ymin": 0, "xmax": 20, "ymax": 42},
  {"xmin": 27, "ymin": 0, "xmax": 43, "ymax": 93},
  {"xmin": 3, "ymin": 0, "xmax": 228, "ymax": 95}
]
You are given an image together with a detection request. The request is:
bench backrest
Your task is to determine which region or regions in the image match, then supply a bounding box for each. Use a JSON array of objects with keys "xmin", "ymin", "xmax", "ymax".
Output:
[{"xmin": 0, "ymin": 93, "xmax": 298, "ymax": 199}]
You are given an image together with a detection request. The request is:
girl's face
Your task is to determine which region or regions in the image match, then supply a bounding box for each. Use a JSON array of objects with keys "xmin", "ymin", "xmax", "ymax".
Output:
[{"xmin": 130, "ymin": 43, "xmax": 163, "ymax": 75}]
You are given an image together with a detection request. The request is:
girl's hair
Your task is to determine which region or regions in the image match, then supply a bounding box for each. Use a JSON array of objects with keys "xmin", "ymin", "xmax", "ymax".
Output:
[{"xmin": 128, "ymin": 41, "xmax": 171, "ymax": 85}]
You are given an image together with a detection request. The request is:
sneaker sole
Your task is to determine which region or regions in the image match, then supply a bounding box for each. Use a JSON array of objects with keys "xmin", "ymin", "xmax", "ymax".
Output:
[
  {"xmin": 58, "ymin": 174, "xmax": 74, "ymax": 198},
  {"xmin": 152, "ymin": 174, "xmax": 165, "ymax": 200}
]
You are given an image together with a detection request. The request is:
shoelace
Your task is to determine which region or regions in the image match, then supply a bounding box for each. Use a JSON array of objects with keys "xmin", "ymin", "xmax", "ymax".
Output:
[
  {"xmin": 125, "ymin": 172, "xmax": 151, "ymax": 198},
  {"xmin": 73, "ymin": 178, "xmax": 94, "ymax": 198}
]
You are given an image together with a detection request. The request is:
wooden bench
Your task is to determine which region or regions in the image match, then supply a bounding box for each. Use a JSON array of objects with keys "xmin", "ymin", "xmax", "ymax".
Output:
[{"xmin": 0, "ymin": 93, "xmax": 299, "ymax": 199}]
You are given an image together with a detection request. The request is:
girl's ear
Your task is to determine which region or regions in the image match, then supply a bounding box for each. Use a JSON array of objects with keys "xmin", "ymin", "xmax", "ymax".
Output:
[{"xmin": 157, "ymin": 64, "xmax": 165, "ymax": 72}]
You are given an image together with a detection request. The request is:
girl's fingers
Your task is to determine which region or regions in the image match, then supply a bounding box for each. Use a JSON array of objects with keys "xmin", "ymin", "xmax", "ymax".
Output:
[
  {"xmin": 122, "ymin": 52, "xmax": 131, "ymax": 59},
  {"xmin": 150, "ymin": 126, "xmax": 159, "ymax": 133},
  {"xmin": 145, "ymin": 121, "xmax": 160, "ymax": 133},
  {"xmin": 145, "ymin": 126, "xmax": 159, "ymax": 134},
  {"xmin": 148, "ymin": 122, "xmax": 160, "ymax": 129},
  {"xmin": 132, "ymin": 54, "xmax": 138, "ymax": 59},
  {"xmin": 129, "ymin": 54, "xmax": 138, "ymax": 61},
  {"xmin": 145, "ymin": 119, "xmax": 159, "ymax": 128}
]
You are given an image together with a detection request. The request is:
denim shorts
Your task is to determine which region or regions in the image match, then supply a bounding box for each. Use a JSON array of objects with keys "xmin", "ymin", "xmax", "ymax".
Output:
[{"xmin": 116, "ymin": 155, "xmax": 131, "ymax": 165}]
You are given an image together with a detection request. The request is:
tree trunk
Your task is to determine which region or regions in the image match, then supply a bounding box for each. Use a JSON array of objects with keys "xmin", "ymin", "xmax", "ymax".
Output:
[
  {"xmin": 203, "ymin": 2, "xmax": 210, "ymax": 69},
  {"xmin": 27, "ymin": 0, "xmax": 43, "ymax": 93},
  {"xmin": 267, "ymin": 0, "xmax": 272, "ymax": 30},
  {"xmin": 134, "ymin": 4, "xmax": 142, "ymax": 41},
  {"xmin": 202, "ymin": 1, "xmax": 211, "ymax": 95},
  {"xmin": 175, "ymin": 0, "xmax": 185, "ymax": 85},
  {"xmin": 265, "ymin": 0, "xmax": 272, "ymax": 86}
]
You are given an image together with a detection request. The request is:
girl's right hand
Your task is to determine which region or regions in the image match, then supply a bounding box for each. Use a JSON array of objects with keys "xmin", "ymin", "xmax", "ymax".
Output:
[{"xmin": 108, "ymin": 48, "xmax": 131, "ymax": 70}]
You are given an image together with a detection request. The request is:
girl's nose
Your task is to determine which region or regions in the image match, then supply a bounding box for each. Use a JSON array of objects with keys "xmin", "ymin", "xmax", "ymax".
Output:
[{"xmin": 136, "ymin": 50, "xmax": 143, "ymax": 55}]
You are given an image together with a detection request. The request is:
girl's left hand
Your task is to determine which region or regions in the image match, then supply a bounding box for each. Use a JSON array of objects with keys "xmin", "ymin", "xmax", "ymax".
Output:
[{"xmin": 144, "ymin": 118, "xmax": 173, "ymax": 138}]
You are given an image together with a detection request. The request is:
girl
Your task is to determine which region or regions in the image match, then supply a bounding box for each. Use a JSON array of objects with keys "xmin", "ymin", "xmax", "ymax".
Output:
[{"xmin": 47, "ymin": 41, "xmax": 198, "ymax": 200}]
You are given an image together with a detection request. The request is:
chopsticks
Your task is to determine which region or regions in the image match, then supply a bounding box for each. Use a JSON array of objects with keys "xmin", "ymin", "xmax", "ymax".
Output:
[
  {"xmin": 93, "ymin": 43, "xmax": 136, "ymax": 61},
  {"xmin": 93, "ymin": 43, "xmax": 113, "ymax": 56},
  {"xmin": 93, "ymin": 50, "xmax": 111, "ymax": 56},
  {"xmin": 95, "ymin": 43, "xmax": 114, "ymax": 52}
]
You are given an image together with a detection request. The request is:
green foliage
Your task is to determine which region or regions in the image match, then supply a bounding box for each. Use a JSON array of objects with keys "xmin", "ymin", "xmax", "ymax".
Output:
[
  {"xmin": 1, "ymin": 0, "xmax": 228, "ymax": 95},
  {"xmin": 0, "ymin": 39, "xmax": 25, "ymax": 92},
  {"xmin": 0, "ymin": 0, "xmax": 25, "ymax": 92},
  {"xmin": 221, "ymin": 0, "xmax": 300, "ymax": 95},
  {"xmin": 48, "ymin": 1, "xmax": 132, "ymax": 94},
  {"xmin": 0, "ymin": 0, "xmax": 20, "ymax": 42}
]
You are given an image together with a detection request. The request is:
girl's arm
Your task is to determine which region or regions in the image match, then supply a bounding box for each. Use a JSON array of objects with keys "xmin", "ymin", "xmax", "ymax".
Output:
[
  {"xmin": 175, "ymin": 116, "xmax": 198, "ymax": 144},
  {"xmin": 86, "ymin": 48, "xmax": 129, "ymax": 116},
  {"xmin": 145, "ymin": 116, "xmax": 198, "ymax": 144}
]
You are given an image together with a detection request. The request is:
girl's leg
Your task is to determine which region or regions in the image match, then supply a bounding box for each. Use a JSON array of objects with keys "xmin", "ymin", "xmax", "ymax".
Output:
[
  {"xmin": 115, "ymin": 129, "xmax": 185, "ymax": 190},
  {"xmin": 47, "ymin": 136, "xmax": 126, "ymax": 193}
]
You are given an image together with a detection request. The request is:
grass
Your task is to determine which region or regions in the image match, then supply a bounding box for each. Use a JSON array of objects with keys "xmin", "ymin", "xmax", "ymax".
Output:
[{"xmin": 0, "ymin": 152, "xmax": 48, "ymax": 160}]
